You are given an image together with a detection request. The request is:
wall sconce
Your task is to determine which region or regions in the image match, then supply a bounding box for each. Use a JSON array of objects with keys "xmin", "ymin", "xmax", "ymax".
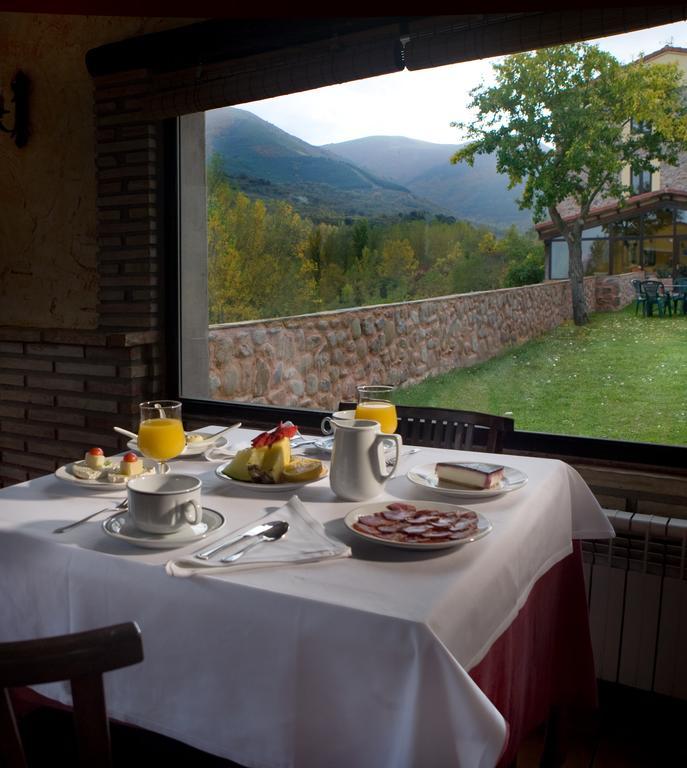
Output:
[{"xmin": 0, "ymin": 70, "xmax": 29, "ymax": 148}]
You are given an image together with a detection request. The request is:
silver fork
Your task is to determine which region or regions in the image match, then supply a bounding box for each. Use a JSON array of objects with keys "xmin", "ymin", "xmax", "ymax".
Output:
[
  {"xmin": 53, "ymin": 498, "xmax": 128, "ymax": 534},
  {"xmin": 386, "ymin": 448, "xmax": 421, "ymax": 467}
]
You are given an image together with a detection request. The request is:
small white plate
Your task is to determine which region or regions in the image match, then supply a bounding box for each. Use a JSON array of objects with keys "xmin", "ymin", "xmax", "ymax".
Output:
[
  {"xmin": 55, "ymin": 459, "xmax": 159, "ymax": 491},
  {"xmin": 344, "ymin": 501, "xmax": 492, "ymax": 550},
  {"xmin": 103, "ymin": 507, "xmax": 225, "ymax": 549},
  {"xmin": 127, "ymin": 436, "xmax": 227, "ymax": 457},
  {"xmin": 406, "ymin": 462, "xmax": 528, "ymax": 498},
  {"xmin": 215, "ymin": 461, "xmax": 328, "ymax": 492}
]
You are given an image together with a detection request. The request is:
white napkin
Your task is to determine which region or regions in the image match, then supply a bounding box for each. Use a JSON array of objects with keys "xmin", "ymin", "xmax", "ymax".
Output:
[
  {"xmin": 165, "ymin": 495, "xmax": 350, "ymax": 577},
  {"xmin": 202, "ymin": 443, "xmax": 239, "ymax": 462}
]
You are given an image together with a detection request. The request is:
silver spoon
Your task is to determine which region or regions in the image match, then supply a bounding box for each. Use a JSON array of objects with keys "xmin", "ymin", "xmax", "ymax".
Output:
[
  {"xmin": 219, "ymin": 521, "xmax": 289, "ymax": 563},
  {"xmin": 53, "ymin": 498, "xmax": 128, "ymax": 534}
]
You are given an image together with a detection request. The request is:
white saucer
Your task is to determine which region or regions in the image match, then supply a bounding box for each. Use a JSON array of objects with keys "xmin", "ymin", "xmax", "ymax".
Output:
[{"xmin": 103, "ymin": 507, "xmax": 225, "ymax": 549}]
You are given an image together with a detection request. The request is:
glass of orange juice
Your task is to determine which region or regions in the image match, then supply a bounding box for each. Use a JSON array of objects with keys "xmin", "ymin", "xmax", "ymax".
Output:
[
  {"xmin": 355, "ymin": 385, "xmax": 398, "ymax": 434},
  {"xmin": 138, "ymin": 400, "xmax": 186, "ymax": 474}
]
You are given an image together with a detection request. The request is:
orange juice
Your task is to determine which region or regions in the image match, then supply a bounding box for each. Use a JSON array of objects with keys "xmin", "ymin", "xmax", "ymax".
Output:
[
  {"xmin": 355, "ymin": 401, "xmax": 398, "ymax": 434},
  {"xmin": 138, "ymin": 418, "xmax": 186, "ymax": 461}
]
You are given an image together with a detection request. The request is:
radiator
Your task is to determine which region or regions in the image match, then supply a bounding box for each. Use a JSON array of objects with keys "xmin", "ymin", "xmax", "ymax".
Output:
[{"xmin": 582, "ymin": 510, "xmax": 687, "ymax": 699}]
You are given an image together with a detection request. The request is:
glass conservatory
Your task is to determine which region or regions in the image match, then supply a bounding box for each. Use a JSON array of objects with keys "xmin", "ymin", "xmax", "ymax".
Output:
[{"xmin": 540, "ymin": 193, "xmax": 687, "ymax": 279}]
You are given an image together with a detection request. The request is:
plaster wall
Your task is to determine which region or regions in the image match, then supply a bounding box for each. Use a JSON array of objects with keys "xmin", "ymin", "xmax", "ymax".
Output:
[{"xmin": 0, "ymin": 13, "xmax": 190, "ymax": 329}]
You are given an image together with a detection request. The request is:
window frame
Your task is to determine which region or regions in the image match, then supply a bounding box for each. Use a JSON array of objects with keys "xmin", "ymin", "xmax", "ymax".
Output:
[{"xmin": 164, "ymin": 99, "xmax": 687, "ymax": 472}]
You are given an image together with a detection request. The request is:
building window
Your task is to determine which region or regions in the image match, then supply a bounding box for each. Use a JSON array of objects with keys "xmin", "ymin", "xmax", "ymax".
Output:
[
  {"xmin": 630, "ymin": 168, "xmax": 652, "ymax": 194},
  {"xmin": 630, "ymin": 117, "xmax": 652, "ymax": 135}
]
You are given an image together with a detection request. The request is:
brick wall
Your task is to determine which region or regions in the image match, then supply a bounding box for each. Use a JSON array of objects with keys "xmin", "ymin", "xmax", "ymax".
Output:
[
  {"xmin": 0, "ymin": 328, "xmax": 161, "ymax": 486},
  {"xmin": 0, "ymin": 65, "xmax": 166, "ymax": 487}
]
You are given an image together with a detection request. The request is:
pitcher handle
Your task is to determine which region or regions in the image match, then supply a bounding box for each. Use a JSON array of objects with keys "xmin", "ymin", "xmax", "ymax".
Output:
[{"xmin": 377, "ymin": 433, "xmax": 402, "ymax": 479}]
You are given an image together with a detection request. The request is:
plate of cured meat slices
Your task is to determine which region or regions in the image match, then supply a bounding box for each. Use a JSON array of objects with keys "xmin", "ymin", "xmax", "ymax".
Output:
[{"xmin": 344, "ymin": 501, "xmax": 492, "ymax": 550}]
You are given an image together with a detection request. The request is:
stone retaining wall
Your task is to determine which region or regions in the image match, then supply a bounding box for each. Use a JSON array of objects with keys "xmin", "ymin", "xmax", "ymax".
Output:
[{"xmin": 208, "ymin": 274, "xmax": 634, "ymax": 410}]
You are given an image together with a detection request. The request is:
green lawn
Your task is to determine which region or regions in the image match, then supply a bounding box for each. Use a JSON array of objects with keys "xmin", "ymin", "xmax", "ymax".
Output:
[{"xmin": 395, "ymin": 304, "xmax": 687, "ymax": 445}]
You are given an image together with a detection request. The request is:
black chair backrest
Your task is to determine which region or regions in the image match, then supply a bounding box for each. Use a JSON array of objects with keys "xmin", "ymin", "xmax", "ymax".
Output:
[
  {"xmin": 631, "ymin": 278, "xmax": 644, "ymax": 296},
  {"xmin": 641, "ymin": 280, "xmax": 664, "ymax": 299},
  {"xmin": 338, "ymin": 402, "xmax": 514, "ymax": 453},
  {"xmin": 0, "ymin": 622, "xmax": 143, "ymax": 768}
]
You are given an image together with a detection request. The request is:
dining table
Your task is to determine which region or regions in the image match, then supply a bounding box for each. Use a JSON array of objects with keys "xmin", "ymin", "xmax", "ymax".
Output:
[{"xmin": 0, "ymin": 426, "xmax": 614, "ymax": 768}]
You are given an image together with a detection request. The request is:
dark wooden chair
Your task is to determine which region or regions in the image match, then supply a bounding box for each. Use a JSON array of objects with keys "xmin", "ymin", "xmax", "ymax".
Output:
[
  {"xmin": 0, "ymin": 622, "xmax": 143, "ymax": 768},
  {"xmin": 339, "ymin": 402, "xmax": 514, "ymax": 453}
]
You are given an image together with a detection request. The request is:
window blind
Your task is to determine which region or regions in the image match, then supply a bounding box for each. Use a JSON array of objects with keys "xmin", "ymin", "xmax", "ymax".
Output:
[
  {"xmin": 91, "ymin": 8, "xmax": 687, "ymax": 120},
  {"xmin": 403, "ymin": 7, "xmax": 687, "ymax": 70}
]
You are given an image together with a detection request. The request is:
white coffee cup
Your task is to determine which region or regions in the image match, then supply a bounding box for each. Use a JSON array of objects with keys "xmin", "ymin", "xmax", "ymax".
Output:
[
  {"xmin": 321, "ymin": 409, "xmax": 357, "ymax": 435},
  {"xmin": 127, "ymin": 474, "xmax": 202, "ymax": 535}
]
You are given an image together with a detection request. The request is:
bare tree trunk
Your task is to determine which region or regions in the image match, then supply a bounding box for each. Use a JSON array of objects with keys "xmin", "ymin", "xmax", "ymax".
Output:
[{"xmin": 568, "ymin": 236, "xmax": 588, "ymax": 325}]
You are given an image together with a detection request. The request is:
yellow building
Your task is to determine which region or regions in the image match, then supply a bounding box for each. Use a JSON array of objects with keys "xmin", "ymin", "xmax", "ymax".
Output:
[{"xmin": 540, "ymin": 46, "xmax": 687, "ymax": 280}]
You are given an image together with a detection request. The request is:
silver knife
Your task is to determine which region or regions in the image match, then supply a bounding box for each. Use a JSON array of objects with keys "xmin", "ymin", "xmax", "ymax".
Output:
[{"xmin": 194, "ymin": 522, "xmax": 274, "ymax": 560}]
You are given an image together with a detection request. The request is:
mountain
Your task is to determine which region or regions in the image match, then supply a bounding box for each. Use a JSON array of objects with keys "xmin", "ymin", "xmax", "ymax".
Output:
[
  {"xmin": 323, "ymin": 136, "xmax": 533, "ymax": 229},
  {"xmin": 206, "ymin": 108, "xmax": 448, "ymax": 221}
]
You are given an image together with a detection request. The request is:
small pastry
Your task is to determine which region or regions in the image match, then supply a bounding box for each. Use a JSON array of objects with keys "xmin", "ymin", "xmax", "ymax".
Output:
[
  {"xmin": 85, "ymin": 447, "xmax": 105, "ymax": 470},
  {"xmin": 118, "ymin": 452, "xmax": 144, "ymax": 476}
]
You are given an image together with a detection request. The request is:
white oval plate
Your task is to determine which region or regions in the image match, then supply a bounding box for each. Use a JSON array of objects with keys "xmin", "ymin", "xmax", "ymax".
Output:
[
  {"xmin": 215, "ymin": 461, "xmax": 328, "ymax": 492},
  {"xmin": 406, "ymin": 462, "xmax": 528, "ymax": 498},
  {"xmin": 103, "ymin": 507, "xmax": 225, "ymax": 549},
  {"xmin": 127, "ymin": 436, "xmax": 227, "ymax": 457},
  {"xmin": 55, "ymin": 458, "xmax": 159, "ymax": 491},
  {"xmin": 344, "ymin": 501, "xmax": 492, "ymax": 550}
]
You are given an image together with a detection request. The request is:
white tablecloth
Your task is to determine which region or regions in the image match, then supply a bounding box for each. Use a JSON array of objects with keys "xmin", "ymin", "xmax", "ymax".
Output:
[{"xmin": 0, "ymin": 429, "xmax": 613, "ymax": 768}]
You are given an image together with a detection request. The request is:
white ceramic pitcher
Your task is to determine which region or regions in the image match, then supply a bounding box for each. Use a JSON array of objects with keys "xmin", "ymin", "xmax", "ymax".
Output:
[{"xmin": 329, "ymin": 419, "xmax": 402, "ymax": 501}]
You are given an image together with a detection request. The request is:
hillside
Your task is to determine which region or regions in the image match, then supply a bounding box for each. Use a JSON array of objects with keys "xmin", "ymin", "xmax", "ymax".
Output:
[
  {"xmin": 323, "ymin": 136, "xmax": 533, "ymax": 229},
  {"xmin": 206, "ymin": 108, "xmax": 447, "ymax": 221}
]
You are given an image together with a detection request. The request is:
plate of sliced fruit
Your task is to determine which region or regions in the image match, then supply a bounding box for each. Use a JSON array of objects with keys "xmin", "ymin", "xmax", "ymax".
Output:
[
  {"xmin": 55, "ymin": 448, "xmax": 157, "ymax": 490},
  {"xmin": 215, "ymin": 423, "xmax": 327, "ymax": 492}
]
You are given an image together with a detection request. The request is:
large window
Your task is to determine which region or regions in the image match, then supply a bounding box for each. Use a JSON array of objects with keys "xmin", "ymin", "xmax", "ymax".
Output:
[{"xmin": 174, "ymin": 17, "xmax": 687, "ymax": 460}]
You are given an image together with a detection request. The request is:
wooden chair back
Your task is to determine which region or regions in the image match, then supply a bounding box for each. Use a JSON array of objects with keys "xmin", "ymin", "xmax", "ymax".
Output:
[
  {"xmin": 339, "ymin": 402, "xmax": 514, "ymax": 453},
  {"xmin": 0, "ymin": 622, "xmax": 143, "ymax": 768}
]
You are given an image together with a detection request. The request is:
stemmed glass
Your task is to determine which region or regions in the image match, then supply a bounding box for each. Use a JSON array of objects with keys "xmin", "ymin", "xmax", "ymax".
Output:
[
  {"xmin": 138, "ymin": 400, "xmax": 186, "ymax": 474},
  {"xmin": 355, "ymin": 385, "xmax": 398, "ymax": 434}
]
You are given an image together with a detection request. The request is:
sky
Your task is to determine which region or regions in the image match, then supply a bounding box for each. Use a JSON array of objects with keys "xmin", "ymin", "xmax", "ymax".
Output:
[{"xmin": 233, "ymin": 20, "xmax": 687, "ymax": 148}]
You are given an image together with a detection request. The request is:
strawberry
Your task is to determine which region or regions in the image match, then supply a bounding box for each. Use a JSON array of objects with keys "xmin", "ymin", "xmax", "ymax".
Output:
[{"xmin": 251, "ymin": 422, "xmax": 298, "ymax": 448}]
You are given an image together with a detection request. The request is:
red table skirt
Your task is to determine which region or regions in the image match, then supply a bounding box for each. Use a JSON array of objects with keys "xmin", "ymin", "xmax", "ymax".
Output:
[{"xmin": 469, "ymin": 542, "xmax": 597, "ymax": 766}]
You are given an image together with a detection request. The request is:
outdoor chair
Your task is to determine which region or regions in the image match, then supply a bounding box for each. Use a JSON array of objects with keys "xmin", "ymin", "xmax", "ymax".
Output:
[
  {"xmin": 630, "ymin": 278, "xmax": 647, "ymax": 315},
  {"xmin": 672, "ymin": 277, "xmax": 687, "ymax": 315},
  {"xmin": 641, "ymin": 280, "xmax": 672, "ymax": 317},
  {"xmin": 339, "ymin": 402, "xmax": 514, "ymax": 453},
  {"xmin": 0, "ymin": 622, "xmax": 143, "ymax": 768}
]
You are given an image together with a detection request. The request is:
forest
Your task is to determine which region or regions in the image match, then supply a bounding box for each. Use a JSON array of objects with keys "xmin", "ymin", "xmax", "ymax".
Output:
[{"xmin": 207, "ymin": 156, "xmax": 544, "ymax": 324}]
